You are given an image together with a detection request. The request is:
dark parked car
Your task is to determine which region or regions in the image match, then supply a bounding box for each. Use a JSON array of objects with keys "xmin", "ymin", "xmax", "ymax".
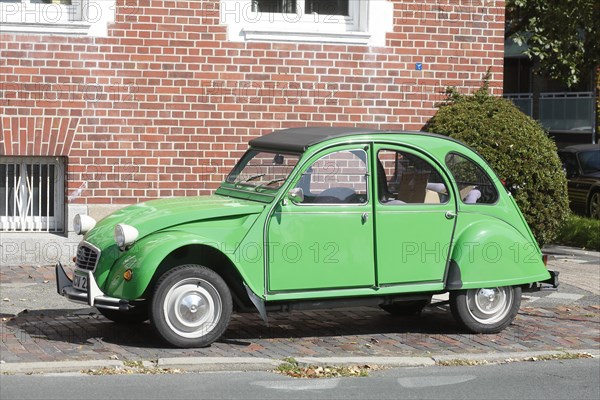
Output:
[{"xmin": 558, "ymin": 144, "xmax": 600, "ymax": 219}]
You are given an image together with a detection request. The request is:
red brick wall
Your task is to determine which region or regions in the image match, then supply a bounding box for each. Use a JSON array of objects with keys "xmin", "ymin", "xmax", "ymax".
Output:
[{"xmin": 0, "ymin": 0, "xmax": 505, "ymax": 206}]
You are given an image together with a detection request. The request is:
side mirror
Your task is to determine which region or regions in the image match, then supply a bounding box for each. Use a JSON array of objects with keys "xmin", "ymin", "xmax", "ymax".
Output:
[{"xmin": 288, "ymin": 187, "xmax": 304, "ymax": 203}]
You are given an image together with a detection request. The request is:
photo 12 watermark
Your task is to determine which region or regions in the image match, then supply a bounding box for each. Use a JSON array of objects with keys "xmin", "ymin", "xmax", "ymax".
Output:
[
  {"xmin": 0, "ymin": 82, "xmax": 139, "ymax": 106},
  {"xmin": 0, "ymin": 1, "xmax": 142, "ymax": 24},
  {"xmin": 199, "ymin": 81, "xmax": 338, "ymax": 105}
]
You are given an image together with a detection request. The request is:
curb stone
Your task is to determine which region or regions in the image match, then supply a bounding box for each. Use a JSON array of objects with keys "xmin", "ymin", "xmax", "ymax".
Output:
[
  {"xmin": 293, "ymin": 357, "xmax": 435, "ymax": 367},
  {"xmin": 2, "ymin": 350, "xmax": 598, "ymax": 375},
  {"xmin": 543, "ymin": 245, "xmax": 600, "ymax": 258},
  {"xmin": 156, "ymin": 357, "xmax": 281, "ymax": 371},
  {"xmin": 0, "ymin": 360, "xmax": 123, "ymax": 375},
  {"xmin": 431, "ymin": 349, "xmax": 600, "ymax": 364}
]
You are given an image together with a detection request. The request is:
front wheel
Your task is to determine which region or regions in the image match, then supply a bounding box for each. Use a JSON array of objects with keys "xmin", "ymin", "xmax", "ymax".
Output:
[
  {"xmin": 450, "ymin": 286, "xmax": 521, "ymax": 334},
  {"xmin": 150, "ymin": 264, "xmax": 233, "ymax": 348}
]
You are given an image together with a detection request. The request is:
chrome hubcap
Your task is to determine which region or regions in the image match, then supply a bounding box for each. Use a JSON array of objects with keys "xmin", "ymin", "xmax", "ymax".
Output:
[
  {"xmin": 164, "ymin": 278, "xmax": 222, "ymax": 338},
  {"xmin": 466, "ymin": 287, "xmax": 513, "ymax": 325}
]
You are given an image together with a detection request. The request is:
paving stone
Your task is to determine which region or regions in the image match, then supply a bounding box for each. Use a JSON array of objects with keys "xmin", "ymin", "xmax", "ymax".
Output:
[
  {"xmin": 546, "ymin": 292, "xmax": 585, "ymax": 300},
  {"xmin": 1, "ymin": 265, "xmax": 599, "ymax": 364}
]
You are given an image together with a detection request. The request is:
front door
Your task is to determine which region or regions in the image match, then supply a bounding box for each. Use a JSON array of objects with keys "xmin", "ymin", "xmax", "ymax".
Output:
[
  {"xmin": 267, "ymin": 145, "xmax": 376, "ymax": 292},
  {"xmin": 374, "ymin": 146, "xmax": 456, "ymax": 286}
]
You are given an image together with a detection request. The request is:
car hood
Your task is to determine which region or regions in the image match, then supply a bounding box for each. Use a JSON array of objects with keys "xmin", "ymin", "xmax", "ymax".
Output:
[
  {"xmin": 580, "ymin": 171, "xmax": 600, "ymax": 179},
  {"xmin": 83, "ymin": 195, "xmax": 265, "ymax": 249}
]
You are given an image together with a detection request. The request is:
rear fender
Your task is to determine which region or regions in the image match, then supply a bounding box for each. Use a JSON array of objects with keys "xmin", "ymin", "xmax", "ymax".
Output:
[{"xmin": 447, "ymin": 219, "xmax": 550, "ymax": 290}]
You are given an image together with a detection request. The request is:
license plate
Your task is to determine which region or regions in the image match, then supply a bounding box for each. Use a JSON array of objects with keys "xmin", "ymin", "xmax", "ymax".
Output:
[{"xmin": 73, "ymin": 273, "xmax": 88, "ymax": 290}]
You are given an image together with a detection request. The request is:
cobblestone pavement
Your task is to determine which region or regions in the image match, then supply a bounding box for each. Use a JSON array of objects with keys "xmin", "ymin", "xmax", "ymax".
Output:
[{"xmin": 1, "ymin": 262, "xmax": 599, "ymax": 364}]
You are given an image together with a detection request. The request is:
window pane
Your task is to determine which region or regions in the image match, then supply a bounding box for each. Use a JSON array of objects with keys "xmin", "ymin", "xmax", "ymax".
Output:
[
  {"xmin": 305, "ymin": 0, "xmax": 349, "ymax": 16},
  {"xmin": 578, "ymin": 150, "xmax": 600, "ymax": 174},
  {"xmin": 30, "ymin": 1, "xmax": 73, "ymax": 4},
  {"xmin": 0, "ymin": 158, "xmax": 64, "ymax": 232},
  {"xmin": 445, "ymin": 153, "xmax": 498, "ymax": 204},
  {"xmin": 296, "ymin": 149, "xmax": 368, "ymax": 204},
  {"xmin": 0, "ymin": 164, "xmax": 17, "ymax": 216},
  {"xmin": 377, "ymin": 150, "xmax": 448, "ymax": 205},
  {"xmin": 0, "ymin": 164, "xmax": 19, "ymax": 217},
  {"xmin": 252, "ymin": 0, "xmax": 297, "ymax": 13}
]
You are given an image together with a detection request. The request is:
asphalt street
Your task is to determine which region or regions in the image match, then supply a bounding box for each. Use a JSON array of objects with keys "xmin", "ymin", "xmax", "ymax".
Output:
[{"xmin": 2, "ymin": 358, "xmax": 599, "ymax": 400}]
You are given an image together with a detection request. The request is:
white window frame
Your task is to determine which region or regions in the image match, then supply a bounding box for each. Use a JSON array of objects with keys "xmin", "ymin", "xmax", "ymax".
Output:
[
  {"xmin": 0, "ymin": 156, "xmax": 66, "ymax": 233},
  {"xmin": 221, "ymin": 0, "xmax": 393, "ymax": 46},
  {"xmin": 247, "ymin": 0, "xmax": 365, "ymax": 32},
  {"xmin": 0, "ymin": 0, "xmax": 115, "ymax": 36}
]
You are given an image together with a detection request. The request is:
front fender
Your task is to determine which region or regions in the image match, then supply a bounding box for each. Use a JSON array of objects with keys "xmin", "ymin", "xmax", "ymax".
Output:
[
  {"xmin": 448, "ymin": 217, "xmax": 550, "ymax": 289},
  {"xmin": 103, "ymin": 231, "xmax": 239, "ymax": 300}
]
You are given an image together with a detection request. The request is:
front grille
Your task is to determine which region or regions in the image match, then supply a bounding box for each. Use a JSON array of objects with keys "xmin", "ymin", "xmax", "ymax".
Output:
[{"xmin": 76, "ymin": 242, "xmax": 100, "ymax": 271}]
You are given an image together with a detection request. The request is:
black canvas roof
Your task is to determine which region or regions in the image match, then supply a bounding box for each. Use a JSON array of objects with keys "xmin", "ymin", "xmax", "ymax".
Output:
[{"xmin": 248, "ymin": 127, "xmax": 381, "ymax": 152}]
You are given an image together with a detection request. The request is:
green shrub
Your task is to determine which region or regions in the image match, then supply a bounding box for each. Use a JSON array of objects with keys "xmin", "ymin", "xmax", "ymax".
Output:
[
  {"xmin": 553, "ymin": 214, "xmax": 600, "ymax": 251},
  {"xmin": 425, "ymin": 84, "xmax": 569, "ymax": 246}
]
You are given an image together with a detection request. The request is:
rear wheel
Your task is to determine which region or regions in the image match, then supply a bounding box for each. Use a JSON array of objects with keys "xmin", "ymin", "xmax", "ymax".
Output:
[
  {"xmin": 588, "ymin": 191, "xmax": 600, "ymax": 219},
  {"xmin": 97, "ymin": 306, "xmax": 148, "ymax": 324},
  {"xmin": 150, "ymin": 264, "xmax": 232, "ymax": 348},
  {"xmin": 380, "ymin": 299, "xmax": 430, "ymax": 316},
  {"xmin": 450, "ymin": 286, "xmax": 521, "ymax": 333}
]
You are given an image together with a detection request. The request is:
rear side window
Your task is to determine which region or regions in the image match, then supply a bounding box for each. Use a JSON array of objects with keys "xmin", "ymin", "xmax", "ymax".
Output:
[
  {"xmin": 445, "ymin": 153, "xmax": 498, "ymax": 204},
  {"xmin": 377, "ymin": 149, "xmax": 449, "ymax": 205}
]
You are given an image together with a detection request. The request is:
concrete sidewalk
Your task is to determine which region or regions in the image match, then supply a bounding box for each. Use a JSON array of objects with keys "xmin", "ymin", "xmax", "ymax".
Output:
[
  {"xmin": 0, "ymin": 246, "xmax": 598, "ymax": 374},
  {"xmin": 542, "ymin": 245, "xmax": 600, "ymax": 296}
]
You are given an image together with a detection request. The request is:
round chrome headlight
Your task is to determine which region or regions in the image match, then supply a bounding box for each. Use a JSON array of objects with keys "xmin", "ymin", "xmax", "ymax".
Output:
[
  {"xmin": 73, "ymin": 214, "xmax": 96, "ymax": 235},
  {"xmin": 114, "ymin": 224, "xmax": 139, "ymax": 249}
]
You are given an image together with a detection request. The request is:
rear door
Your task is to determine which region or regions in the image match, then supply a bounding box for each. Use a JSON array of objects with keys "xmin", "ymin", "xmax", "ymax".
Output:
[{"xmin": 373, "ymin": 145, "xmax": 456, "ymax": 286}]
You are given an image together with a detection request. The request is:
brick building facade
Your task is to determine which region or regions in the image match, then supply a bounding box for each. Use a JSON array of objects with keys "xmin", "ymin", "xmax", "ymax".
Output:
[{"xmin": 0, "ymin": 0, "xmax": 505, "ymax": 264}]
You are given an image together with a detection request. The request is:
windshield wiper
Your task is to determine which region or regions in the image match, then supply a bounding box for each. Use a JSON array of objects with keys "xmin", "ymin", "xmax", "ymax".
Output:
[
  {"xmin": 255, "ymin": 178, "xmax": 287, "ymax": 191},
  {"xmin": 242, "ymin": 173, "xmax": 265, "ymax": 183},
  {"xmin": 235, "ymin": 174, "xmax": 264, "ymax": 187}
]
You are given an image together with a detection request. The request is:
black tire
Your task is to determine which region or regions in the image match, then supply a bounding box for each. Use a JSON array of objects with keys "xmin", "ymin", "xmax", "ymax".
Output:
[
  {"xmin": 150, "ymin": 264, "xmax": 232, "ymax": 348},
  {"xmin": 380, "ymin": 299, "xmax": 430, "ymax": 316},
  {"xmin": 450, "ymin": 286, "xmax": 521, "ymax": 333},
  {"xmin": 97, "ymin": 305, "xmax": 148, "ymax": 324},
  {"xmin": 588, "ymin": 191, "xmax": 600, "ymax": 219}
]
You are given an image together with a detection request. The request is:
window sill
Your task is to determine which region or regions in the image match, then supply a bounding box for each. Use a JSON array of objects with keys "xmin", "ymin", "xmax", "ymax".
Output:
[
  {"xmin": 0, "ymin": 21, "xmax": 91, "ymax": 35},
  {"xmin": 241, "ymin": 28, "xmax": 372, "ymax": 45}
]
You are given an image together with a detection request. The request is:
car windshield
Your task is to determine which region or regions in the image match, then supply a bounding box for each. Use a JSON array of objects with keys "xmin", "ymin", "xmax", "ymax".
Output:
[
  {"xmin": 225, "ymin": 150, "xmax": 300, "ymax": 191},
  {"xmin": 578, "ymin": 150, "xmax": 600, "ymax": 174}
]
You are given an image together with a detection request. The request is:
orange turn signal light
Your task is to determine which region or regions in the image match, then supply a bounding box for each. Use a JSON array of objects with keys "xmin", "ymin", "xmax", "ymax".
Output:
[{"xmin": 123, "ymin": 269, "xmax": 133, "ymax": 281}]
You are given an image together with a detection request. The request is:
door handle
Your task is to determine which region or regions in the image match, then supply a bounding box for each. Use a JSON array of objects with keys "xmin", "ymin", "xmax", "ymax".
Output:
[
  {"xmin": 362, "ymin": 212, "xmax": 369, "ymax": 223},
  {"xmin": 445, "ymin": 211, "xmax": 456, "ymax": 219}
]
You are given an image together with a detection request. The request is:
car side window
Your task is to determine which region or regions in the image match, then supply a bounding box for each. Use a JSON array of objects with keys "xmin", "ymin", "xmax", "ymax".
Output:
[
  {"xmin": 445, "ymin": 153, "xmax": 498, "ymax": 204},
  {"xmin": 295, "ymin": 149, "xmax": 368, "ymax": 204},
  {"xmin": 377, "ymin": 149, "xmax": 449, "ymax": 205}
]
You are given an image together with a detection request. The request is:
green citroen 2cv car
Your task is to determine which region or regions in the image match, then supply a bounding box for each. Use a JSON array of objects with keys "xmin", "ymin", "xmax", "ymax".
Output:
[{"xmin": 57, "ymin": 128, "xmax": 558, "ymax": 348}]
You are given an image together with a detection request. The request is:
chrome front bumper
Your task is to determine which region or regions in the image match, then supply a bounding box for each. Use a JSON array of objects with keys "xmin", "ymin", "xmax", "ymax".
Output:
[{"xmin": 55, "ymin": 262, "xmax": 132, "ymax": 311}]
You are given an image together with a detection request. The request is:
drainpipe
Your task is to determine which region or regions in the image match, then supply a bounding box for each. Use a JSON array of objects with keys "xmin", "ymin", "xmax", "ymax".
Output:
[{"xmin": 594, "ymin": 65, "xmax": 598, "ymax": 144}]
